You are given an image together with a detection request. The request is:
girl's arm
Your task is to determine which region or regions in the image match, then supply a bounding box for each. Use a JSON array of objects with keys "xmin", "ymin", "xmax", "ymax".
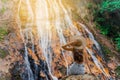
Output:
[{"xmin": 62, "ymin": 42, "xmax": 74, "ymax": 51}]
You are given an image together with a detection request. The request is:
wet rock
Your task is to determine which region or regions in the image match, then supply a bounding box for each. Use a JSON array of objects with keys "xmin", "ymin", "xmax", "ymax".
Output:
[{"xmin": 9, "ymin": 61, "xmax": 23, "ymax": 80}]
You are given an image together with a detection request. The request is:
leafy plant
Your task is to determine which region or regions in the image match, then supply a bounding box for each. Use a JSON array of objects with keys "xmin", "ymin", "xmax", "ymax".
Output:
[
  {"xmin": 92, "ymin": 0, "xmax": 120, "ymax": 52},
  {"xmin": 100, "ymin": 0, "xmax": 120, "ymax": 13}
]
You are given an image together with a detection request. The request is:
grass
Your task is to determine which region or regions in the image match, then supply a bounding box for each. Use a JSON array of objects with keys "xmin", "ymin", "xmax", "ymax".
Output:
[{"xmin": 0, "ymin": 27, "xmax": 8, "ymax": 41}]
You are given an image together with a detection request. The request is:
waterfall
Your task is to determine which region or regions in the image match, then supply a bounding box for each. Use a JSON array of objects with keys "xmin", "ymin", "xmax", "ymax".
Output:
[
  {"xmin": 16, "ymin": 0, "xmax": 111, "ymax": 80},
  {"xmin": 79, "ymin": 23, "xmax": 104, "ymax": 59},
  {"xmin": 17, "ymin": 0, "xmax": 35, "ymax": 80}
]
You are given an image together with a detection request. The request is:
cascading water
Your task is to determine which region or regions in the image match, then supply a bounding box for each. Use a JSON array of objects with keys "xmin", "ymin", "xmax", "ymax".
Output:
[
  {"xmin": 16, "ymin": 0, "xmax": 112, "ymax": 80},
  {"xmin": 78, "ymin": 23, "xmax": 111, "ymax": 78},
  {"xmin": 16, "ymin": 0, "xmax": 34, "ymax": 80},
  {"xmin": 79, "ymin": 23, "xmax": 104, "ymax": 59}
]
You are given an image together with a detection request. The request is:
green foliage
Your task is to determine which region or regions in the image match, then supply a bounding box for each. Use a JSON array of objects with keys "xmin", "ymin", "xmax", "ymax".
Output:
[
  {"xmin": 102, "ymin": 45, "xmax": 111, "ymax": 55},
  {"xmin": 93, "ymin": 0, "xmax": 120, "ymax": 51},
  {"xmin": 0, "ymin": 7, "xmax": 6, "ymax": 14},
  {"xmin": 101, "ymin": 45, "xmax": 112, "ymax": 61},
  {"xmin": 115, "ymin": 66, "xmax": 120, "ymax": 78},
  {"xmin": 0, "ymin": 27, "xmax": 8, "ymax": 41},
  {"xmin": 100, "ymin": 0, "xmax": 120, "ymax": 13},
  {"xmin": 1, "ymin": 0, "xmax": 8, "ymax": 3},
  {"xmin": 95, "ymin": 16, "xmax": 110, "ymax": 35},
  {"xmin": 95, "ymin": 0, "xmax": 120, "ymax": 33},
  {"xmin": 100, "ymin": 27, "xmax": 109, "ymax": 35},
  {"xmin": 0, "ymin": 0, "xmax": 8, "ymax": 14},
  {"xmin": 0, "ymin": 49, "xmax": 8, "ymax": 58},
  {"xmin": 115, "ymin": 36, "xmax": 120, "ymax": 51},
  {"xmin": 87, "ymin": 3, "xmax": 93, "ymax": 9}
]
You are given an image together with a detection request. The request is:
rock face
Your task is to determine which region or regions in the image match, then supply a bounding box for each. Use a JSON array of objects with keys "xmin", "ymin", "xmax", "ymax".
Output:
[{"xmin": 62, "ymin": 74, "xmax": 100, "ymax": 80}]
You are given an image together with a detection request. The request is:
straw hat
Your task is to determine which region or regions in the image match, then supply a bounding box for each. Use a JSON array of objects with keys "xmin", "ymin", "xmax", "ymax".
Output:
[{"xmin": 70, "ymin": 35, "xmax": 86, "ymax": 48}]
